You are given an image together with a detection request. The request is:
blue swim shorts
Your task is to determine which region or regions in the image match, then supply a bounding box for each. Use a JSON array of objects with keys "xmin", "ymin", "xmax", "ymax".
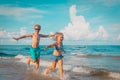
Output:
[
  {"xmin": 30, "ymin": 47, "xmax": 40, "ymax": 60},
  {"xmin": 51, "ymin": 55, "xmax": 63, "ymax": 62}
]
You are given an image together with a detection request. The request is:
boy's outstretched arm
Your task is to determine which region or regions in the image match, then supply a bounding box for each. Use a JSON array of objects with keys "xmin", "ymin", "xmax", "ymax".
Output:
[
  {"xmin": 40, "ymin": 34, "xmax": 54, "ymax": 38},
  {"xmin": 13, "ymin": 34, "xmax": 32, "ymax": 41}
]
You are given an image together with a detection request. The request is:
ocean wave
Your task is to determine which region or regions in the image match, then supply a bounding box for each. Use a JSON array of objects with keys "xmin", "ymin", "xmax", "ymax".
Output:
[
  {"xmin": 71, "ymin": 66, "xmax": 120, "ymax": 79},
  {"xmin": 71, "ymin": 52, "xmax": 86, "ymax": 56},
  {"xmin": 1, "ymin": 54, "xmax": 120, "ymax": 80},
  {"xmin": 93, "ymin": 48, "xmax": 113, "ymax": 52},
  {"xmin": 109, "ymin": 72, "xmax": 120, "ymax": 79},
  {"xmin": 23, "ymin": 47, "xmax": 30, "ymax": 50},
  {"xmin": 0, "ymin": 52, "xmax": 16, "ymax": 57},
  {"xmin": 71, "ymin": 52, "xmax": 120, "ymax": 59},
  {"xmin": 72, "ymin": 66, "xmax": 90, "ymax": 74},
  {"xmin": 0, "ymin": 54, "xmax": 29, "ymax": 63},
  {"xmin": 15, "ymin": 54, "xmax": 27, "ymax": 59}
]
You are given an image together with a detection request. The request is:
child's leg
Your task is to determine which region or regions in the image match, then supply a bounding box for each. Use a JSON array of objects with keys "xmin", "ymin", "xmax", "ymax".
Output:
[
  {"xmin": 27, "ymin": 57, "xmax": 31, "ymax": 66},
  {"xmin": 58, "ymin": 59, "xmax": 63, "ymax": 78},
  {"xmin": 27, "ymin": 57, "xmax": 36, "ymax": 64},
  {"xmin": 46, "ymin": 61, "xmax": 57, "ymax": 75},
  {"xmin": 35, "ymin": 58, "xmax": 40, "ymax": 72},
  {"xmin": 27, "ymin": 57, "xmax": 33, "ymax": 70},
  {"xmin": 27, "ymin": 57, "xmax": 30, "ymax": 64}
]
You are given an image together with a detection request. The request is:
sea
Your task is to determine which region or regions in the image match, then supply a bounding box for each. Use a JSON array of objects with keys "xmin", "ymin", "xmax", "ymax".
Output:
[{"xmin": 0, "ymin": 45, "xmax": 120, "ymax": 80}]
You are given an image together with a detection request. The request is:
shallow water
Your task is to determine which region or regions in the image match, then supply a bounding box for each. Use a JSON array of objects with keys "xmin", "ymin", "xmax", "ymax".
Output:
[
  {"xmin": 0, "ymin": 59, "xmax": 59, "ymax": 80},
  {"xmin": 0, "ymin": 45, "xmax": 120, "ymax": 80},
  {"xmin": 0, "ymin": 58, "xmax": 120, "ymax": 80}
]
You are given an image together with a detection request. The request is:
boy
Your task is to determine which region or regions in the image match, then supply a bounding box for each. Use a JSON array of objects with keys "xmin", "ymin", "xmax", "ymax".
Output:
[{"xmin": 13, "ymin": 24, "xmax": 53, "ymax": 72}]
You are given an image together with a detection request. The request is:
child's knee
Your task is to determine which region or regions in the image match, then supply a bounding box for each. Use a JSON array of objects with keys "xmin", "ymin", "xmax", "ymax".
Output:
[
  {"xmin": 59, "ymin": 63, "xmax": 63, "ymax": 67},
  {"xmin": 32, "ymin": 60, "xmax": 36, "ymax": 63},
  {"xmin": 49, "ymin": 66, "xmax": 56, "ymax": 70},
  {"xmin": 51, "ymin": 65, "xmax": 56, "ymax": 69},
  {"xmin": 36, "ymin": 61, "xmax": 39, "ymax": 64},
  {"xmin": 27, "ymin": 57, "xmax": 31, "ymax": 60}
]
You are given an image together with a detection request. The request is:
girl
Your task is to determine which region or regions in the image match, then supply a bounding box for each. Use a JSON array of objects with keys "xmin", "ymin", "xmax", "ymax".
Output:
[{"xmin": 44, "ymin": 32, "xmax": 64, "ymax": 79}]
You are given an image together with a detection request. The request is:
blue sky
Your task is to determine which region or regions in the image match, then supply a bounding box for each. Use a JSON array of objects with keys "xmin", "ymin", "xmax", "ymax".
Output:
[{"xmin": 0, "ymin": 0, "xmax": 120, "ymax": 45}]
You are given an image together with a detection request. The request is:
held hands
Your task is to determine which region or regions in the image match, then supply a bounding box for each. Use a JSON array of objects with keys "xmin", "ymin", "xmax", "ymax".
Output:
[{"xmin": 44, "ymin": 45, "xmax": 49, "ymax": 51}]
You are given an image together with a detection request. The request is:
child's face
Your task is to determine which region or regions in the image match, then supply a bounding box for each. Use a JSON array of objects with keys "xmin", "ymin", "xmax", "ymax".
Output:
[
  {"xmin": 34, "ymin": 26, "xmax": 41, "ymax": 31},
  {"xmin": 57, "ymin": 35, "xmax": 64, "ymax": 42}
]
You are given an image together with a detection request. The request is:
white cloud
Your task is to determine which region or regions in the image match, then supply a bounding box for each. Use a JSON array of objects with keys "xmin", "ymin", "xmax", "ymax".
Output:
[
  {"xmin": 0, "ymin": 29, "xmax": 8, "ymax": 38},
  {"xmin": 61, "ymin": 5, "xmax": 109, "ymax": 40},
  {"xmin": 0, "ymin": 28, "xmax": 18, "ymax": 38},
  {"xmin": 0, "ymin": 5, "xmax": 45, "ymax": 19},
  {"xmin": 87, "ymin": 26, "xmax": 109, "ymax": 40},
  {"xmin": 97, "ymin": 26, "xmax": 109, "ymax": 39},
  {"xmin": 0, "ymin": 27, "xmax": 28, "ymax": 39},
  {"xmin": 0, "ymin": 27, "xmax": 31, "ymax": 44}
]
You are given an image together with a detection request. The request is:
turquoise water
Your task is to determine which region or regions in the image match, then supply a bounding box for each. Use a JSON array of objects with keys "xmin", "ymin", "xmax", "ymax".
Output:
[{"xmin": 0, "ymin": 45, "xmax": 120, "ymax": 72}]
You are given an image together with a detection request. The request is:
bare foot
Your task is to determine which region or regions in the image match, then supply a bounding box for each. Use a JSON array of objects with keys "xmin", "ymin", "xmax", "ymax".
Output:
[
  {"xmin": 33, "ymin": 69, "xmax": 38, "ymax": 73},
  {"xmin": 45, "ymin": 70, "xmax": 49, "ymax": 76},
  {"xmin": 60, "ymin": 77, "xmax": 64, "ymax": 80}
]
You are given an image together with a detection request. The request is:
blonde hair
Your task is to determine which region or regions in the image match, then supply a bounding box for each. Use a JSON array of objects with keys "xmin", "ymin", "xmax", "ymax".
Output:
[
  {"xmin": 34, "ymin": 24, "xmax": 41, "ymax": 28},
  {"xmin": 53, "ymin": 32, "xmax": 63, "ymax": 41}
]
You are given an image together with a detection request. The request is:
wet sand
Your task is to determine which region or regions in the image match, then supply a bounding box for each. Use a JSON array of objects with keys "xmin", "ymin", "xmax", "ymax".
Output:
[
  {"xmin": 0, "ymin": 59, "xmax": 59, "ymax": 80},
  {"xmin": 0, "ymin": 58, "xmax": 120, "ymax": 80}
]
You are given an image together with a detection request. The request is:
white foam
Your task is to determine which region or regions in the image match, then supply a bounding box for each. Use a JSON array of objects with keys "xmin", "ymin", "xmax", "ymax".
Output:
[
  {"xmin": 71, "ymin": 52, "xmax": 77, "ymax": 55},
  {"xmin": 71, "ymin": 52, "xmax": 86, "ymax": 56},
  {"xmin": 64, "ymin": 56, "xmax": 89, "ymax": 66},
  {"xmin": 109, "ymin": 72, "xmax": 120, "ymax": 79},
  {"xmin": 63, "ymin": 64, "xmax": 73, "ymax": 71},
  {"xmin": 0, "ymin": 57, "xmax": 11, "ymax": 59},
  {"xmin": 62, "ymin": 73, "xmax": 71, "ymax": 80},
  {"xmin": 15, "ymin": 54, "xmax": 28, "ymax": 63},
  {"xmin": 14, "ymin": 55, "xmax": 52, "ymax": 67},
  {"xmin": 72, "ymin": 66, "xmax": 90, "ymax": 74},
  {"xmin": 40, "ymin": 60, "xmax": 51, "ymax": 67},
  {"xmin": 15, "ymin": 54, "xmax": 27, "ymax": 59},
  {"xmin": 14, "ymin": 55, "xmax": 120, "ymax": 80}
]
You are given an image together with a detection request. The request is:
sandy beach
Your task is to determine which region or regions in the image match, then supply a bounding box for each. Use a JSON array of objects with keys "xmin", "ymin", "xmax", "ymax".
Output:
[{"xmin": 0, "ymin": 59, "xmax": 59, "ymax": 80}]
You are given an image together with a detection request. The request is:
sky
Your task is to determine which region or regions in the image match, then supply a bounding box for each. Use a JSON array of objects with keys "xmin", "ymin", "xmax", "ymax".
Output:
[{"xmin": 0, "ymin": 0, "xmax": 120, "ymax": 45}]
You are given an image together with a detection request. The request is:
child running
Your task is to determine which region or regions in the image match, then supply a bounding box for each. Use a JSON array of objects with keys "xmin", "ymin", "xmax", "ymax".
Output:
[
  {"xmin": 13, "ymin": 24, "xmax": 53, "ymax": 72},
  {"xmin": 44, "ymin": 32, "xmax": 65, "ymax": 79}
]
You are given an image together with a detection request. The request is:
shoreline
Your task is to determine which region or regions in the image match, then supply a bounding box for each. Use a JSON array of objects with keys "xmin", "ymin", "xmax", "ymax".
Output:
[
  {"xmin": 0, "ymin": 59, "xmax": 59, "ymax": 80},
  {"xmin": 0, "ymin": 56, "xmax": 120, "ymax": 80}
]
